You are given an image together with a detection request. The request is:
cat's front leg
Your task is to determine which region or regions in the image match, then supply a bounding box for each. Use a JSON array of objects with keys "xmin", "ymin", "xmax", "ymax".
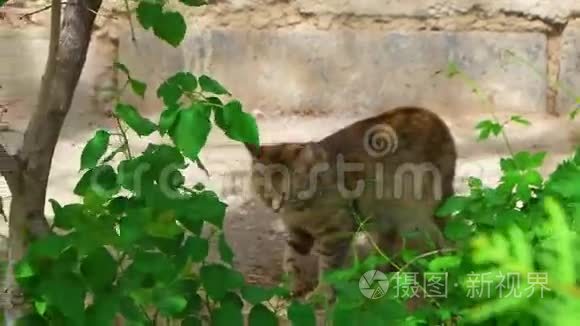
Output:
[
  {"xmin": 307, "ymin": 228, "xmax": 354, "ymax": 303},
  {"xmin": 283, "ymin": 227, "xmax": 315, "ymax": 297}
]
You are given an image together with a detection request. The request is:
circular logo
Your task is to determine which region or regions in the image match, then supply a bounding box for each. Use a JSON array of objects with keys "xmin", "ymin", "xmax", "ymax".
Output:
[
  {"xmin": 363, "ymin": 124, "xmax": 398, "ymax": 158},
  {"xmin": 359, "ymin": 269, "xmax": 389, "ymax": 299}
]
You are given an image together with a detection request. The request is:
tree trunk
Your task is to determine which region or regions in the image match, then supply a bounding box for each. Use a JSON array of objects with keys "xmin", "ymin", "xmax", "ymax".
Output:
[{"xmin": 1, "ymin": 1, "xmax": 102, "ymax": 323}]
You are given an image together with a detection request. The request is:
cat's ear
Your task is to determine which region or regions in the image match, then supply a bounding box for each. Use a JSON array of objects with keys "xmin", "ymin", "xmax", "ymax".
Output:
[{"xmin": 244, "ymin": 143, "xmax": 261, "ymax": 158}]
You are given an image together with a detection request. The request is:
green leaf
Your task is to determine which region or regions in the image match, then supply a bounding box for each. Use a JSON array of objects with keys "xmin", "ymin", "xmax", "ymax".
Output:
[
  {"xmin": 85, "ymin": 292, "xmax": 121, "ymax": 326},
  {"xmin": 218, "ymin": 233, "xmax": 234, "ymax": 265},
  {"xmin": 117, "ymin": 157, "xmax": 155, "ymax": 193},
  {"xmin": 157, "ymin": 81, "xmax": 183, "ymax": 106},
  {"xmin": 14, "ymin": 260, "xmax": 35, "ymax": 279},
  {"xmin": 113, "ymin": 62, "xmax": 130, "ymax": 75},
  {"xmin": 211, "ymin": 300, "xmax": 243, "ymax": 326},
  {"xmin": 80, "ymin": 129, "xmax": 110, "ymax": 170},
  {"xmin": 145, "ymin": 209, "xmax": 183, "ymax": 239},
  {"xmin": 529, "ymin": 151, "xmax": 547, "ymax": 168},
  {"xmin": 27, "ymin": 234, "xmax": 69, "ymax": 260},
  {"xmin": 130, "ymin": 78, "xmax": 147, "ymax": 98},
  {"xmin": 249, "ymin": 304, "xmax": 278, "ymax": 326},
  {"xmin": 15, "ymin": 314, "xmax": 47, "ymax": 326},
  {"xmin": 157, "ymin": 72, "xmax": 198, "ymax": 107},
  {"xmin": 118, "ymin": 208, "xmax": 151, "ymax": 248},
  {"xmin": 153, "ymin": 287, "xmax": 188, "ymax": 317},
  {"xmin": 179, "ymin": 0, "xmax": 207, "ymax": 6},
  {"xmin": 427, "ymin": 255, "xmax": 461, "ymax": 271},
  {"xmin": 512, "ymin": 151, "xmax": 546, "ymax": 169},
  {"xmin": 136, "ymin": 2, "xmax": 162, "ymax": 30},
  {"xmin": 188, "ymin": 191, "xmax": 227, "ymax": 228},
  {"xmin": 200, "ymin": 264, "xmax": 244, "ymax": 300},
  {"xmin": 287, "ymin": 301, "xmax": 316, "ymax": 326},
  {"xmin": 199, "ymin": 75, "xmax": 230, "ymax": 95},
  {"xmin": 500, "ymin": 157, "xmax": 517, "ymax": 172},
  {"xmin": 435, "ymin": 196, "xmax": 469, "ymax": 217},
  {"xmin": 169, "ymin": 72, "xmax": 198, "ymax": 92},
  {"xmin": 74, "ymin": 165, "xmax": 119, "ymax": 198},
  {"xmin": 40, "ymin": 274, "xmax": 87, "ymax": 324},
  {"xmin": 510, "ymin": 115, "xmax": 531, "ymax": 126},
  {"xmin": 183, "ymin": 236, "xmax": 209, "ymax": 262},
  {"xmin": 52, "ymin": 200, "xmax": 82, "ymax": 230},
  {"xmin": 159, "ymin": 105, "xmax": 180, "ymax": 135},
  {"xmin": 115, "ymin": 103, "xmax": 157, "ymax": 136},
  {"xmin": 215, "ymin": 100, "xmax": 260, "ymax": 145},
  {"xmin": 223, "ymin": 292, "xmax": 244, "ymax": 310},
  {"xmin": 170, "ymin": 105, "xmax": 211, "ymax": 161},
  {"xmin": 120, "ymin": 297, "xmax": 149, "ymax": 323},
  {"xmin": 34, "ymin": 301, "xmax": 47, "ymax": 316},
  {"xmin": 241, "ymin": 285, "xmax": 276, "ymax": 305},
  {"xmin": 80, "ymin": 247, "xmax": 117, "ymax": 291},
  {"xmin": 475, "ymin": 120, "xmax": 503, "ymax": 140},
  {"xmin": 49, "ymin": 198, "xmax": 62, "ymax": 213},
  {"xmin": 444, "ymin": 219, "xmax": 472, "ymax": 241},
  {"xmin": 153, "ymin": 11, "xmax": 187, "ymax": 47},
  {"xmin": 131, "ymin": 251, "xmax": 178, "ymax": 285},
  {"xmin": 547, "ymin": 161, "xmax": 580, "ymax": 199},
  {"xmin": 177, "ymin": 213, "xmax": 204, "ymax": 235}
]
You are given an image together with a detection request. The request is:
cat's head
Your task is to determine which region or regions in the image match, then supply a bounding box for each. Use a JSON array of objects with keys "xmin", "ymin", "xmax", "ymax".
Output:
[{"xmin": 245, "ymin": 142, "xmax": 329, "ymax": 213}]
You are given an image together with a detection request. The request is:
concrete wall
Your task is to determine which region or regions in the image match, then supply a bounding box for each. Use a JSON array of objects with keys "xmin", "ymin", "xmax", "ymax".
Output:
[
  {"xmin": 112, "ymin": 0, "xmax": 580, "ymax": 118},
  {"xmin": 1, "ymin": 0, "xmax": 580, "ymax": 121}
]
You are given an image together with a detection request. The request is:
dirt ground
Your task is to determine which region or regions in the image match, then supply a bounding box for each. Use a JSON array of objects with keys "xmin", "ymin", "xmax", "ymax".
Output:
[{"xmin": 1, "ymin": 102, "xmax": 579, "ymax": 290}]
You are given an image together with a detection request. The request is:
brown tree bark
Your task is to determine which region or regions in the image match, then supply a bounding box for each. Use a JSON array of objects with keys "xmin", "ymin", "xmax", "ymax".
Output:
[{"xmin": 1, "ymin": 0, "xmax": 102, "ymax": 323}]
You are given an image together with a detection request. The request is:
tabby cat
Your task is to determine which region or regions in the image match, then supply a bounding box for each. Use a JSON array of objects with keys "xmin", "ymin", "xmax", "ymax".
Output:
[{"xmin": 245, "ymin": 106, "xmax": 457, "ymax": 301}]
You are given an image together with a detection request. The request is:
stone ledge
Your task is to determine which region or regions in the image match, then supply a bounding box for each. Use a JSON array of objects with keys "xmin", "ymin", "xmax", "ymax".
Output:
[
  {"xmin": 296, "ymin": 0, "xmax": 580, "ymax": 23},
  {"xmin": 120, "ymin": 28, "xmax": 548, "ymax": 116}
]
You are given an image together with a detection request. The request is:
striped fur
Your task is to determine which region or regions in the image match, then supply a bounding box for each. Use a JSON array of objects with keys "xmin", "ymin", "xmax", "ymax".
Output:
[{"xmin": 245, "ymin": 107, "xmax": 457, "ymax": 300}]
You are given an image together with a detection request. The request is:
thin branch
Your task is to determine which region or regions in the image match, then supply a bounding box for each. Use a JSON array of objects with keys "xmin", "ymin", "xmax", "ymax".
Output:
[
  {"xmin": 195, "ymin": 158, "xmax": 210, "ymax": 177},
  {"xmin": 115, "ymin": 117, "xmax": 133, "ymax": 159},
  {"xmin": 18, "ymin": 4, "xmax": 54, "ymax": 20},
  {"xmin": 123, "ymin": 0, "xmax": 137, "ymax": 43},
  {"xmin": 19, "ymin": 2, "xmax": 103, "ymax": 20},
  {"xmin": 393, "ymin": 247, "xmax": 457, "ymax": 275}
]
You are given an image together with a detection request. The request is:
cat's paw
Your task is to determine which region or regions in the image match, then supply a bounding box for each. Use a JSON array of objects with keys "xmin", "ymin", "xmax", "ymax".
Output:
[{"xmin": 305, "ymin": 284, "xmax": 335, "ymax": 307}]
